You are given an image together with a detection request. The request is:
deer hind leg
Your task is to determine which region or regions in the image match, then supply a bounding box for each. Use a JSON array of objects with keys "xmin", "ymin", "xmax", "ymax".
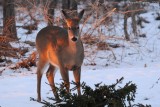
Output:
[
  {"xmin": 46, "ymin": 64, "xmax": 60, "ymax": 101},
  {"xmin": 37, "ymin": 58, "xmax": 48, "ymax": 102},
  {"xmin": 73, "ymin": 67, "xmax": 81, "ymax": 95}
]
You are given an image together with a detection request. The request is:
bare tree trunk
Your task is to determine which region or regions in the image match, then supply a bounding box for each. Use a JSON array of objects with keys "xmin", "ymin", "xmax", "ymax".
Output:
[
  {"xmin": 69, "ymin": 0, "xmax": 77, "ymax": 17},
  {"xmin": 3, "ymin": 0, "xmax": 17, "ymax": 39},
  {"xmin": 124, "ymin": 14, "xmax": 130, "ymax": 41},
  {"xmin": 0, "ymin": 0, "xmax": 18, "ymax": 58},
  {"xmin": 62, "ymin": 0, "xmax": 77, "ymax": 10},
  {"xmin": 70, "ymin": 0, "xmax": 77, "ymax": 10},
  {"xmin": 131, "ymin": 13, "xmax": 137, "ymax": 37},
  {"xmin": 47, "ymin": 0, "xmax": 57, "ymax": 26},
  {"xmin": 131, "ymin": 4, "xmax": 138, "ymax": 37},
  {"xmin": 62, "ymin": 0, "xmax": 70, "ymax": 10}
]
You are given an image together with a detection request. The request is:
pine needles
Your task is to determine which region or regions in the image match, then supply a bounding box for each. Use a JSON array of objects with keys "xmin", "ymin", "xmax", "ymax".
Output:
[{"xmin": 30, "ymin": 77, "xmax": 150, "ymax": 107}]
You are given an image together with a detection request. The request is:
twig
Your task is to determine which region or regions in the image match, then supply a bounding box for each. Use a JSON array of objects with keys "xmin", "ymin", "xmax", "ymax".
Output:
[{"xmin": 120, "ymin": 8, "xmax": 145, "ymax": 14}]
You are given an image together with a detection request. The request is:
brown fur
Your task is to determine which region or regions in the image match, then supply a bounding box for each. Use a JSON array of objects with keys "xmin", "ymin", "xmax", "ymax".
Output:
[{"xmin": 36, "ymin": 10, "xmax": 84, "ymax": 101}]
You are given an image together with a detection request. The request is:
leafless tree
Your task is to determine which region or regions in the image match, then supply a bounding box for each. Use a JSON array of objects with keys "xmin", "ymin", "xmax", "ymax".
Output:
[
  {"xmin": 3, "ymin": 0, "xmax": 17, "ymax": 39},
  {"xmin": 47, "ymin": 0, "xmax": 57, "ymax": 26}
]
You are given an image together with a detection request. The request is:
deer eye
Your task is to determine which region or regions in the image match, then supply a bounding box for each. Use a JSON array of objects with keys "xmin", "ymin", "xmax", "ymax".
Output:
[
  {"xmin": 76, "ymin": 26, "xmax": 79, "ymax": 29},
  {"xmin": 68, "ymin": 27, "xmax": 71, "ymax": 30}
]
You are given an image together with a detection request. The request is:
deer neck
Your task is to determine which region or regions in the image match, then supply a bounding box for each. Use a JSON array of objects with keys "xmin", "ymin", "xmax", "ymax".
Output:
[{"xmin": 67, "ymin": 37, "xmax": 82, "ymax": 54}]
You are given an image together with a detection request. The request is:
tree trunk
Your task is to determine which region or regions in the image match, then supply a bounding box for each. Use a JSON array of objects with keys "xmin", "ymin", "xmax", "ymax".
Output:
[
  {"xmin": 3, "ymin": 0, "xmax": 17, "ymax": 39},
  {"xmin": 131, "ymin": 4, "xmax": 138, "ymax": 37},
  {"xmin": 70, "ymin": 0, "xmax": 77, "ymax": 10},
  {"xmin": 47, "ymin": 0, "xmax": 57, "ymax": 26},
  {"xmin": 62, "ymin": 0, "xmax": 77, "ymax": 10},
  {"xmin": 62, "ymin": 0, "xmax": 70, "ymax": 10},
  {"xmin": 131, "ymin": 13, "xmax": 137, "ymax": 37},
  {"xmin": 124, "ymin": 14, "xmax": 130, "ymax": 41}
]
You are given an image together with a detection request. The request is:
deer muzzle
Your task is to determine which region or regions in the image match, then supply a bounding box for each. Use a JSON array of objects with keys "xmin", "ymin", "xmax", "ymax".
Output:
[{"xmin": 71, "ymin": 37, "xmax": 78, "ymax": 42}]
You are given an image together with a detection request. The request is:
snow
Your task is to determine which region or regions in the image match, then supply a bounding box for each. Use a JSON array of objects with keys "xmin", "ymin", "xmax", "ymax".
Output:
[
  {"xmin": 0, "ymin": 3, "xmax": 160, "ymax": 107},
  {"xmin": 0, "ymin": 66, "xmax": 160, "ymax": 107}
]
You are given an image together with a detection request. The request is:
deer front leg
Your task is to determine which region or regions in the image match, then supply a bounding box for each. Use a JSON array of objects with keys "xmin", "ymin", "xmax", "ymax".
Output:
[
  {"xmin": 73, "ymin": 67, "xmax": 81, "ymax": 95},
  {"xmin": 59, "ymin": 65, "xmax": 70, "ymax": 93},
  {"xmin": 46, "ymin": 65, "xmax": 60, "ymax": 101}
]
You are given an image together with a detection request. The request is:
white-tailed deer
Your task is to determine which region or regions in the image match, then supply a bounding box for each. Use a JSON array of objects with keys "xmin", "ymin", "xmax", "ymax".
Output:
[{"xmin": 36, "ymin": 10, "xmax": 84, "ymax": 101}]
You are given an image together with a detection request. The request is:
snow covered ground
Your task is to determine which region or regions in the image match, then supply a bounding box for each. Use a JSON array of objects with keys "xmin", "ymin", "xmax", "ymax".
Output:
[
  {"xmin": 0, "ymin": 65, "xmax": 160, "ymax": 107},
  {"xmin": 0, "ymin": 4, "xmax": 160, "ymax": 107}
]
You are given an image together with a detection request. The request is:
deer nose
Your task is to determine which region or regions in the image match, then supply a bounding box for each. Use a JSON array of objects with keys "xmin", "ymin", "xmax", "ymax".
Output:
[{"xmin": 71, "ymin": 37, "xmax": 78, "ymax": 42}]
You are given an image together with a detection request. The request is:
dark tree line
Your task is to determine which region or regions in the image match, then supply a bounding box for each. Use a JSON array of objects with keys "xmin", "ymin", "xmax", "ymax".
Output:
[
  {"xmin": 2, "ymin": 0, "xmax": 157, "ymax": 39},
  {"xmin": 0, "ymin": 0, "xmax": 78, "ymax": 39}
]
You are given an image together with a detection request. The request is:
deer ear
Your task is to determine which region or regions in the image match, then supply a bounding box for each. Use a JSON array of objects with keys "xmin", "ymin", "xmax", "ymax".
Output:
[
  {"xmin": 62, "ymin": 10, "xmax": 70, "ymax": 19},
  {"xmin": 78, "ymin": 9, "xmax": 84, "ymax": 20}
]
